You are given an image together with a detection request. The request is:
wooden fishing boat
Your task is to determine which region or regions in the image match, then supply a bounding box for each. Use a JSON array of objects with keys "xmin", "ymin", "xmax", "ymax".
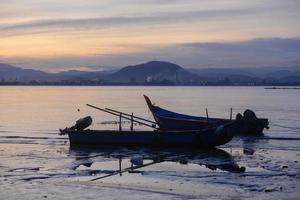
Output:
[
  {"xmin": 144, "ymin": 95, "xmax": 269, "ymax": 135},
  {"xmin": 60, "ymin": 122, "xmax": 233, "ymax": 148}
]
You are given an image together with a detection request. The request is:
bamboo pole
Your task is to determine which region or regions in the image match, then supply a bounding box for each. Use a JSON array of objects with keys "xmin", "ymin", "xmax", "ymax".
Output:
[
  {"xmin": 105, "ymin": 107, "xmax": 156, "ymax": 124},
  {"xmin": 86, "ymin": 104, "xmax": 156, "ymax": 129},
  {"xmin": 119, "ymin": 158, "xmax": 122, "ymax": 176},
  {"xmin": 119, "ymin": 113, "xmax": 122, "ymax": 131},
  {"xmin": 130, "ymin": 112, "xmax": 133, "ymax": 131}
]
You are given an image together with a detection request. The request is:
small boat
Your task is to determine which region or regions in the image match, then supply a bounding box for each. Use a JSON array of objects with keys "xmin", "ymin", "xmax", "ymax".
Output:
[
  {"xmin": 144, "ymin": 95, "xmax": 269, "ymax": 135},
  {"xmin": 59, "ymin": 116, "xmax": 234, "ymax": 148}
]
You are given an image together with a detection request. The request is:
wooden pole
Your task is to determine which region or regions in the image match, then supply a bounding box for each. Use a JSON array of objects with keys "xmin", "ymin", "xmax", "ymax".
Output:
[
  {"xmin": 105, "ymin": 107, "xmax": 156, "ymax": 124},
  {"xmin": 130, "ymin": 112, "xmax": 133, "ymax": 131},
  {"xmin": 119, "ymin": 113, "xmax": 122, "ymax": 131},
  {"xmin": 86, "ymin": 104, "xmax": 156, "ymax": 129},
  {"xmin": 230, "ymin": 108, "xmax": 233, "ymax": 120},
  {"xmin": 119, "ymin": 157, "xmax": 122, "ymax": 176},
  {"xmin": 206, "ymin": 108, "xmax": 209, "ymax": 119}
]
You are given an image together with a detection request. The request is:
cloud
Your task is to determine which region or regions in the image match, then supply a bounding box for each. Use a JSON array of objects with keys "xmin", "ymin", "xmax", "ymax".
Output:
[
  {"xmin": 165, "ymin": 38, "xmax": 300, "ymax": 68},
  {"xmin": 1, "ymin": 0, "xmax": 299, "ymax": 39},
  {"xmin": 2, "ymin": 38, "xmax": 299, "ymax": 71},
  {"xmin": 184, "ymin": 38, "xmax": 300, "ymax": 54},
  {"xmin": 0, "ymin": 8, "xmax": 258, "ymax": 36}
]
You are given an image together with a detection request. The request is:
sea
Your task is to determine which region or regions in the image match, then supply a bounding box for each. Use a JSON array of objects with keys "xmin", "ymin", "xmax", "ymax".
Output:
[{"xmin": 0, "ymin": 86, "xmax": 299, "ymax": 199}]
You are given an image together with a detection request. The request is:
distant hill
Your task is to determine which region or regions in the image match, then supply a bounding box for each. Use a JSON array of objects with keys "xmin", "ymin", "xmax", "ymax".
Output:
[
  {"xmin": 0, "ymin": 63, "xmax": 111, "ymax": 83},
  {"xmin": 102, "ymin": 61, "xmax": 202, "ymax": 84},
  {"xmin": 189, "ymin": 68, "xmax": 300, "ymax": 85},
  {"xmin": 189, "ymin": 68, "xmax": 252, "ymax": 78},
  {"xmin": 58, "ymin": 70, "xmax": 112, "ymax": 83},
  {"xmin": 0, "ymin": 61, "xmax": 299, "ymax": 85},
  {"xmin": 0, "ymin": 63, "xmax": 57, "ymax": 82}
]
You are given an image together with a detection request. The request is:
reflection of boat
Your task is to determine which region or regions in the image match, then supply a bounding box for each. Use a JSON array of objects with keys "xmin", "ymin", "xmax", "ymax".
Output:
[
  {"xmin": 144, "ymin": 95, "xmax": 269, "ymax": 135},
  {"xmin": 69, "ymin": 147, "xmax": 245, "ymax": 174},
  {"xmin": 61, "ymin": 127, "xmax": 233, "ymax": 148}
]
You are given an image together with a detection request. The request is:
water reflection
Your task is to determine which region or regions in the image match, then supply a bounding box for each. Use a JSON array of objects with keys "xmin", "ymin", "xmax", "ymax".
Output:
[
  {"xmin": 242, "ymin": 137, "xmax": 259, "ymax": 155},
  {"xmin": 69, "ymin": 147, "xmax": 245, "ymax": 179},
  {"xmin": 240, "ymin": 135, "xmax": 272, "ymax": 155}
]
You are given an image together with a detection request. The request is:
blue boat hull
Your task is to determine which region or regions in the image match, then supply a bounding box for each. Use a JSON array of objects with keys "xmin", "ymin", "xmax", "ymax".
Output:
[{"xmin": 144, "ymin": 95, "xmax": 269, "ymax": 135}]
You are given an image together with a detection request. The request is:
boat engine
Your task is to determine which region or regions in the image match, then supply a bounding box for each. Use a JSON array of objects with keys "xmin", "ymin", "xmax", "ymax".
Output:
[
  {"xmin": 72, "ymin": 116, "xmax": 93, "ymax": 131},
  {"xmin": 234, "ymin": 110, "xmax": 269, "ymax": 135},
  {"xmin": 243, "ymin": 109, "xmax": 258, "ymax": 122}
]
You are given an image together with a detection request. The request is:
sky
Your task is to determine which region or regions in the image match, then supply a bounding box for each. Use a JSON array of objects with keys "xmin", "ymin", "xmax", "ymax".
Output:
[{"xmin": 0, "ymin": 0, "xmax": 299, "ymax": 72}]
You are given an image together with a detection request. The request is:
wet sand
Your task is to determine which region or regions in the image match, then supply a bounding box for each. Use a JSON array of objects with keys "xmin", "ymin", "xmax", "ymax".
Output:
[{"xmin": 0, "ymin": 136, "xmax": 299, "ymax": 200}]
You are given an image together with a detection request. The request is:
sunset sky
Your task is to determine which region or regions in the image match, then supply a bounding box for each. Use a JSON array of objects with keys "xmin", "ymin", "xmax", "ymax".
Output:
[{"xmin": 0, "ymin": 0, "xmax": 299, "ymax": 72}]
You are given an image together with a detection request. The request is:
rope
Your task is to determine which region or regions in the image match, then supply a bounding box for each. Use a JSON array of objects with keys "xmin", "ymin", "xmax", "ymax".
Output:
[
  {"xmin": 269, "ymin": 122, "xmax": 300, "ymax": 130},
  {"xmin": 146, "ymin": 113, "xmax": 154, "ymax": 121}
]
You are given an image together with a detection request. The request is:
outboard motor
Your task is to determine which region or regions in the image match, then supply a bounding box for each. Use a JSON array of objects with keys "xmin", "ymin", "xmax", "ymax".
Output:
[
  {"xmin": 234, "ymin": 110, "xmax": 269, "ymax": 135},
  {"xmin": 72, "ymin": 116, "xmax": 93, "ymax": 131},
  {"xmin": 243, "ymin": 109, "xmax": 258, "ymax": 122}
]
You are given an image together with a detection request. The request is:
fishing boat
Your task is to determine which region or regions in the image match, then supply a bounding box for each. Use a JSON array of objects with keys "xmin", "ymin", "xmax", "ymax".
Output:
[
  {"xmin": 144, "ymin": 95, "xmax": 269, "ymax": 135},
  {"xmin": 60, "ymin": 109, "xmax": 234, "ymax": 148}
]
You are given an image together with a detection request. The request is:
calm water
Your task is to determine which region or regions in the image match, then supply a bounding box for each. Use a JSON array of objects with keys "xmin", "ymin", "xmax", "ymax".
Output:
[
  {"xmin": 0, "ymin": 86, "xmax": 299, "ymax": 137},
  {"xmin": 0, "ymin": 86, "xmax": 299, "ymax": 199}
]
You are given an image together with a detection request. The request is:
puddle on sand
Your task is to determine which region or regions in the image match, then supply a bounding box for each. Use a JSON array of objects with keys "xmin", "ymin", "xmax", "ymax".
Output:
[
  {"xmin": 67, "ymin": 145, "xmax": 299, "ymax": 198},
  {"xmin": 67, "ymin": 148, "xmax": 245, "ymax": 199},
  {"xmin": 0, "ymin": 138, "xmax": 300, "ymax": 199}
]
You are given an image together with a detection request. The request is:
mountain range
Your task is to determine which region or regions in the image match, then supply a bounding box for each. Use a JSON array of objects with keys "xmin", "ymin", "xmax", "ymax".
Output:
[{"xmin": 0, "ymin": 61, "xmax": 299, "ymax": 85}]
